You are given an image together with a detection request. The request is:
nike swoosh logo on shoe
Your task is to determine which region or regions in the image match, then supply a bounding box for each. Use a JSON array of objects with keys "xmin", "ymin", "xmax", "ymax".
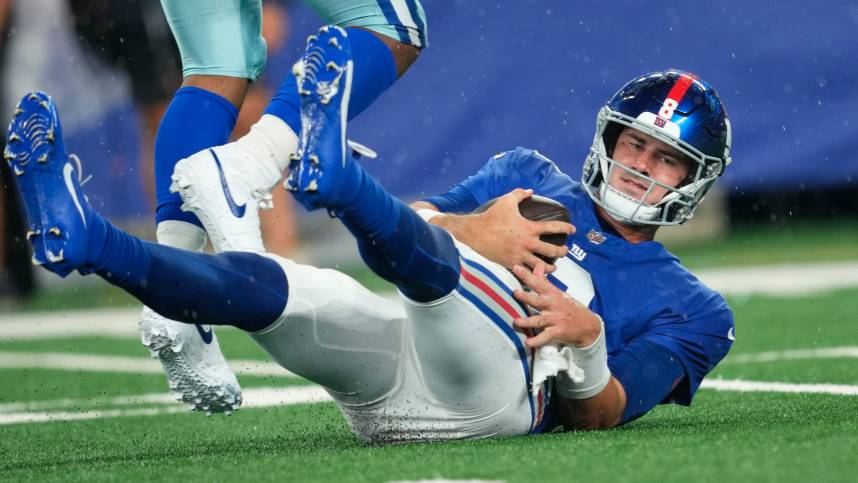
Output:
[
  {"xmin": 209, "ymin": 149, "xmax": 246, "ymax": 218},
  {"xmin": 195, "ymin": 324, "xmax": 214, "ymax": 344},
  {"xmin": 63, "ymin": 162, "xmax": 87, "ymax": 227}
]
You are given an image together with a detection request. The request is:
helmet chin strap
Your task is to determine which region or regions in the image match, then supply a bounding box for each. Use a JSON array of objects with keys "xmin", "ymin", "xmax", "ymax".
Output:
[{"xmin": 599, "ymin": 182, "xmax": 661, "ymax": 224}]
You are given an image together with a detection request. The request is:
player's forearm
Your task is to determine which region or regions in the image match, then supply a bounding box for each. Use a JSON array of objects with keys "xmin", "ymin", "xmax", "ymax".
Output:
[
  {"xmin": 556, "ymin": 377, "xmax": 626, "ymax": 430},
  {"xmin": 410, "ymin": 201, "xmax": 478, "ymax": 243}
]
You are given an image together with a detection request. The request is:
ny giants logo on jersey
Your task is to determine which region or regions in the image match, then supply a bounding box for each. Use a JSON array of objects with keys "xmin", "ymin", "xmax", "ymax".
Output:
[{"xmin": 569, "ymin": 243, "xmax": 587, "ymax": 261}]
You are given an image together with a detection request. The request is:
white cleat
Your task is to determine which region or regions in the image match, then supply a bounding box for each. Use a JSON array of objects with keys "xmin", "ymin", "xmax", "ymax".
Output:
[
  {"xmin": 169, "ymin": 143, "xmax": 280, "ymax": 253},
  {"xmin": 139, "ymin": 307, "xmax": 242, "ymax": 414}
]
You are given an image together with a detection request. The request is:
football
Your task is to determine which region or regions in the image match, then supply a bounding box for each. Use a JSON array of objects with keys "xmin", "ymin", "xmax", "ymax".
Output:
[{"xmin": 473, "ymin": 194, "xmax": 571, "ymax": 264}]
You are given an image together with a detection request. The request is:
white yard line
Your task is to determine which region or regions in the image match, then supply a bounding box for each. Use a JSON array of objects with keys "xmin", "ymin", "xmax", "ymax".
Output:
[
  {"xmin": 0, "ymin": 378, "xmax": 855, "ymax": 426},
  {"xmin": 1, "ymin": 261, "xmax": 858, "ymax": 341},
  {"xmin": 723, "ymin": 346, "xmax": 858, "ymax": 364},
  {"xmin": 0, "ymin": 351, "xmax": 297, "ymax": 378},
  {"xmin": 0, "ymin": 386, "xmax": 330, "ymax": 425},
  {"xmin": 2, "ymin": 344, "xmax": 853, "ymax": 378},
  {"xmin": 699, "ymin": 379, "xmax": 858, "ymax": 396}
]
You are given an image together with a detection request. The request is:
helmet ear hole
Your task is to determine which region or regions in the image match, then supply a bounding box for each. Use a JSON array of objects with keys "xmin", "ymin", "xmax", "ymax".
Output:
[{"xmin": 602, "ymin": 121, "xmax": 624, "ymax": 157}]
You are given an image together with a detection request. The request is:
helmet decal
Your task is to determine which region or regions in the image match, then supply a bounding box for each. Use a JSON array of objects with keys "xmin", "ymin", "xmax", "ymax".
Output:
[
  {"xmin": 660, "ymin": 73, "xmax": 696, "ymax": 119},
  {"xmin": 580, "ymin": 69, "xmax": 732, "ymax": 226}
]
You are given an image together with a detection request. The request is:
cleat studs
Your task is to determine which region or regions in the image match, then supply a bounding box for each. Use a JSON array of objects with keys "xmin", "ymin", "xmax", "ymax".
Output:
[
  {"xmin": 46, "ymin": 130, "xmax": 55, "ymax": 142},
  {"xmin": 305, "ymin": 180, "xmax": 319, "ymax": 192},
  {"xmin": 8, "ymin": 132, "xmax": 21, "ymax": 142},
  {"xmin": 328, "ymin": 37, "xmax": 340, "ymax": 48},
  {"xmin": 39, "ymin": 100, "xmax": 50, "ymax": 109},
  {"xmin": 291, "ymin": 60, "xmax": 305, "ymax": 77},
  {"xmin": 13, "ymin": 107, "xmax": 23, "ymax": 116},
  {"xmin": 46, "ymin": 249, "xmax": 65, "ymax": 263},
  {"xmin": 37, "ymin": 153, "xmax": 48, "ymax": 163},
  {"xmin": 308, "ymin": 154, "xmax": 320, "ymax": 165},
  {"xmin": 326, "ymin": 61, "xmax": 339, "ymax": 71},
  {"xmin": 48, "ymin": 227, "xmax": 61, "ymax": 236},
  {"xmin": 27, "ymin": 93, "xmax": 40, "ymax": 101},
  {"xmin": 26, "ymin": 229, "xmax": 40, "ymax": 240},
  {"xmin": 13, "ymin": 166, "xmax": 24, "ymax": 176}
]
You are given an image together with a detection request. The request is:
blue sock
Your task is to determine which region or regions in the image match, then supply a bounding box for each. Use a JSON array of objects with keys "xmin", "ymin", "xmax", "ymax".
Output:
[
  {"xmin": 332, "ymin": 158, "xmax": 460, "ymax": 302},
  {"xmin": 264, "ymin": 27, "xmax": 397, "ymax": 133},
  {"xmin": 154, "ymin": 86, "xmax": 239, "ymax": 226},
  {"xmin": 84, "ymin": 215, "xmax": 287, "ymax": 332}
]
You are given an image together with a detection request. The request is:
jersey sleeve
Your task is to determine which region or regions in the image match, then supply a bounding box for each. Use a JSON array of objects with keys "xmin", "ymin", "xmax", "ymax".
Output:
[
  {"xmin": 637, "ymin": 296, "xmax": 735, "ymax": 406},
  {"xmin": 421, "ymin": 147, "xmax": 554, "ymax": 213},
  {"xmin": 608, "ymin": 338, "xmax": 685, "ymax": 424}
]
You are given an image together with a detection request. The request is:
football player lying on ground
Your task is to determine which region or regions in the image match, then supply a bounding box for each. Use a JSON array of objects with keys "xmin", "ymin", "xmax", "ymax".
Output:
[
  {"xmin": 411, "ymin": 70, "xmax": 736, "ymax": 428},
  {"xmin": 8, "ymin": 30, "xmax": 733, "ymax": 434},
  {"xmin": 178, "ymin": 27, "xmax": 736, "ymax": 428},
  {"xmin": 145, "ymin": 1, "xmax": 428, "ymax": 412}
]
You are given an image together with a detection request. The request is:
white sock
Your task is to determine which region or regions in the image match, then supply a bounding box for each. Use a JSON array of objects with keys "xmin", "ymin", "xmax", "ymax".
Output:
[
  {"xmin": 235, "ymin": 114, "xmax": 299, "ymax": 174},
  {"xmin": 156, "ymin": 220, "xmax": 208, "ymax": 251}
]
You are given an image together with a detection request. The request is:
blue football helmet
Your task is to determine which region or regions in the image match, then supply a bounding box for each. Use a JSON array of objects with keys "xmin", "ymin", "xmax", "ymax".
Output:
[{"xmin": 582, "ymin": 69, "xmax": 732, "ymax": 225}]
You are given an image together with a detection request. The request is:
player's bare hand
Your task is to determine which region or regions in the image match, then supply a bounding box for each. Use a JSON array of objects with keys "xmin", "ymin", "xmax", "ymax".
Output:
[
  {"xmin": 447, "ymin": 189, "xmax": 574, "ymax": 272},
  {"xmin": 511, "ymin": 261, "xmax": 601, "ymax": 349}
]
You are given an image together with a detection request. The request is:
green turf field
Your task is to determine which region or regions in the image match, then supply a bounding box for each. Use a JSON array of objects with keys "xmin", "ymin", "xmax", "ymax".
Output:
[
  {"xmin": 1, "ymin": 221, "xmax": 857, "ymax": 481},
  {"xmin": 1, "ymin": 283, "xmax": 856, "ymax": 482}
]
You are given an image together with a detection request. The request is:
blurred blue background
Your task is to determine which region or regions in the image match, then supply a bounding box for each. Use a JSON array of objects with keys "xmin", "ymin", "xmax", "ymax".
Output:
[{"xmin": 5, "ymin": 0, "xmax": 857, "ymax": 221}]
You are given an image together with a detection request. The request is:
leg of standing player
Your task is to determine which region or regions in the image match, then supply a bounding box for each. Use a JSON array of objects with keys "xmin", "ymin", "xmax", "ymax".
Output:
[
  {"xmin": 151, "ymin": 0, "xmax": 427, "ymax": 413},
  {"xmin": 129, "ymin": 0, "xmax": 269, "ymax": 413},
  {"xmin": 170, "ymin": 1, "xmax": 428, "ymax": 254}
]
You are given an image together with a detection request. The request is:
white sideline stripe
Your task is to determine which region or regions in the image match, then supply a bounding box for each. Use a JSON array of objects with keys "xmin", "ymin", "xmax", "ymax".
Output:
[
  {"xmin": 696, "ymin": 261, "xmax": 858, "ymax": 296},
  {"xmin": 0, "ymin": 308, "xmax": 143, "ymax": 340},
  {"xmin": 723, "ymin": 346, "xmax": 858, "ymax": 364},
  {"xmin": 3, "ymin": 344, "xmax": 856, "ymax": 379},
  {"xmin": 1, "ymin": 261, "xmax": 857, "ymax": 340},
  {"xmin": 0, "ymin": 351, "xmax": 298, "ymax": 378},
  {"xmin": 700, "ymin": 379, "xmax": 858, "ymax": 396},
  {"xmin": 1, "ymin": 378, "xmax": 856, "ymax": 425},
  {"xmin": 0, "ymin": 386, "xmax": 331, "ymax": 425}
]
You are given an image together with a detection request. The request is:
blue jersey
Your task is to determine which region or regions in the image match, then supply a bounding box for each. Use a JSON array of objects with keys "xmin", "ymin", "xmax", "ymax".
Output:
[{"xmin": 423, "ymin": 147, "xmax": 734, "ymax": 416}]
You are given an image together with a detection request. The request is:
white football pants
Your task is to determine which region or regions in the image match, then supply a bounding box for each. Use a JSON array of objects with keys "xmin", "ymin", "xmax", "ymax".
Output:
[{"xmin": 252, "ymin": 240, "xmax": 549, "ymax": 443}]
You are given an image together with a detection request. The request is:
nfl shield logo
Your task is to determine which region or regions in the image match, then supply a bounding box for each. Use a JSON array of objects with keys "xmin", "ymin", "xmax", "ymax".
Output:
[
  {"xmin": 654, "ymin": 116, "xmax": 667, "ymax": 128},
  {"xmin": 586, "ymin": 230, "xmax": 606, "ymax": 244}
]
